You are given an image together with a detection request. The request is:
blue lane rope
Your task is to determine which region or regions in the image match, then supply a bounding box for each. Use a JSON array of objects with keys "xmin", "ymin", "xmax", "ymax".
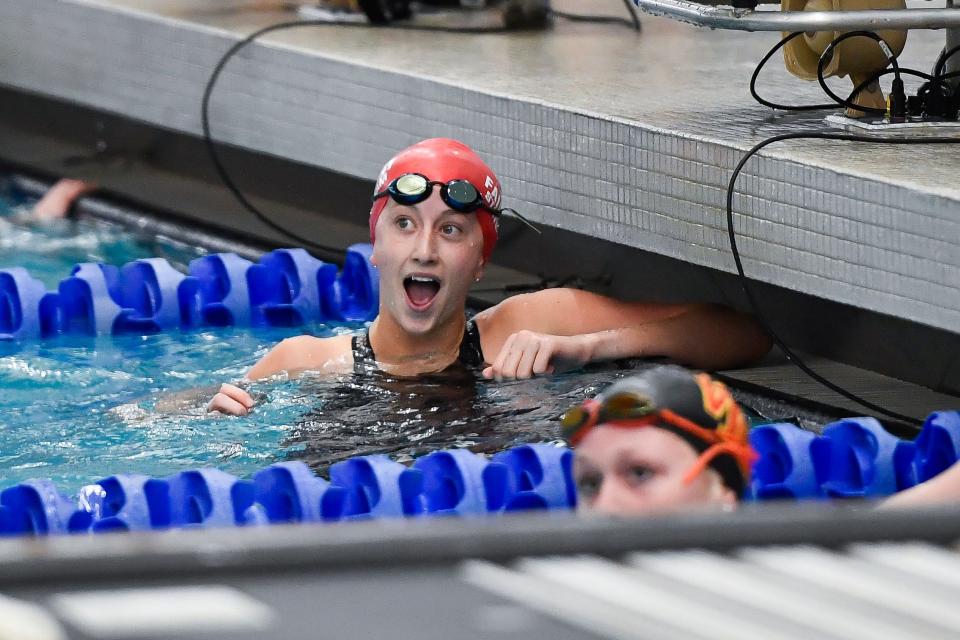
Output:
[
  {"xmin": 1, "ymin": 412, "xmax": 958, "ymax": 536},
  {"xmin": 0, "ymin": 244, "xmax": 379, "ymax": 340}
]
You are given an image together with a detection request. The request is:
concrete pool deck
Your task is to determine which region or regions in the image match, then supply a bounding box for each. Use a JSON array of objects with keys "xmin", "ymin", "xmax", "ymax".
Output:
[{"xmin": 0, "ymin": 0, "xmax": 957, "ymax": 338}]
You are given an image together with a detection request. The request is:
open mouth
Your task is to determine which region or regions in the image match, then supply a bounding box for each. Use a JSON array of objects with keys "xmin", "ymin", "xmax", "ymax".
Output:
[{"xmin": 403, "ymin": 275, "xmax": 441, "ymax": 310}]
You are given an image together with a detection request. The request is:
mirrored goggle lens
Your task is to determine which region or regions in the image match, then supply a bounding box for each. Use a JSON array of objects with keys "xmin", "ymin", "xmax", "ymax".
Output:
[
  {"xmin": 393, "ymin": 174, "xmax": 430, "ymax": 201},
  {"xmin": 445, "ymin": 180, "xmax": 481, "ymax": 211},
  {"xmin": 561, "ymin": 405, "xmax": 590, "ymax": 431},
  {"xmin": 603, "ymin": 392, "xmax": 656, "ymax": 420}
]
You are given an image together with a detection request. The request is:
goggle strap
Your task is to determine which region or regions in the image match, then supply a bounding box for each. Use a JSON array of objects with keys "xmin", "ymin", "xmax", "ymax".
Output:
[
  {"xmin": 500, "ymin": 207, "xmax": 541, "ymax": 234},
  {"xmin": 656, "ymin": 409, "xmax": 727, "ymax": 446},
  {"xmin": 681, "ymin": 442, "xmax": 758, "ymax": 486}
]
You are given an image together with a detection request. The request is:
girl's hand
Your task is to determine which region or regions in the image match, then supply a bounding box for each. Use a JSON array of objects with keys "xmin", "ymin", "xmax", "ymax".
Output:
[
  {"xmin": 482, "ymin": 331, "xmax": 594, "ymax": 380},
  {"xmin": 207, "ymin": 383, "xmax": 255, "ymax": 416}
]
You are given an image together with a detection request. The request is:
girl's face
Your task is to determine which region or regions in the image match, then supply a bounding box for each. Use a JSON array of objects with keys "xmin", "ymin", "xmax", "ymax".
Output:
[
  {"xmin": 371, "ymin": 191, "xmax": 485, "ymax": 337},
  {"xmin": 573, "ymin": 425, "xmax": 737, "ymax": 516}
]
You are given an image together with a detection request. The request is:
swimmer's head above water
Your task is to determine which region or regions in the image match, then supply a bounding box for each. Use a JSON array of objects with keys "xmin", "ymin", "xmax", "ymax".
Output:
[
  {"xmin": 370, "ymin": 138, "xmax": 502, "ymax": 262},
  {"xmin": 366, "ymin": 138, "xmax": 504, "ymax": 341},
  {"xmin": 563, "ymin": 365, "xmax": 757, "ymax": 516}
]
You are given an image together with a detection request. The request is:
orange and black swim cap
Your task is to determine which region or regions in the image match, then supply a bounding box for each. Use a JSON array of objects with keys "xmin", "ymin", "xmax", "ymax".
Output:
[{"xmin": 562, "ymin": 365, "xmax": 756, "ymax": 497}]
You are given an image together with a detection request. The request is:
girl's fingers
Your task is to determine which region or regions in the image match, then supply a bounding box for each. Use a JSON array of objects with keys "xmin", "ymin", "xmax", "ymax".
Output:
[
  {"xmin": 515, "ymin": 340, "xmax": 541, "ymax": 379},
  {"xmin": 220, "ymin": 383, "xmax": 254, "ymax": 408},
  {"xmin": 207, "ymin": 393, "xmax": 248, "ymax": 416},
  {"xmin": 532, "ymin": 344, "xmax": 554, "ymax": 375}
]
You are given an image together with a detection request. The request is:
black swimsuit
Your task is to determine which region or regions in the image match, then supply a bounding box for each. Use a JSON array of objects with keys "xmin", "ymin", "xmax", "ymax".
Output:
[{"xmin": 351, "ymin": 320, "xmax": 485, "ymax": 372}]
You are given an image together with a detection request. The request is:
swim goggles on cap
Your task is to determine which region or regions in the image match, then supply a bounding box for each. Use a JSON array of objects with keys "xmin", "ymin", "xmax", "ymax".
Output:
[
  {"xmin": 373, "ymin": 173, "xmax": 540, "ymax": 233},
  {"xmin": 561, "ymin": 389, "xmax": 756, "ymax": 490},
  {"xmin": 561, "ymin": 392, "xmax": 658, "ymax": 444}
]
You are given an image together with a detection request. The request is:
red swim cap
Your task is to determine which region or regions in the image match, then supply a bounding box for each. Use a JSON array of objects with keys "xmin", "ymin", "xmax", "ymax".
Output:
[{"xmin": 369, "ymin": 138, "xmax": 501, "ymax": 262}]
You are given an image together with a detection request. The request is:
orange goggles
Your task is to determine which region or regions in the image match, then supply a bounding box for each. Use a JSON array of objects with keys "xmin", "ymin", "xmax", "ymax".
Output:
[{"xmin": 561, "ymin": 393, "xmax": 657, "ymax": 444}]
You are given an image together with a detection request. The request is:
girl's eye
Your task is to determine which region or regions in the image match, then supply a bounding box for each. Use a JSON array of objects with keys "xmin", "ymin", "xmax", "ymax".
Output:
[
  {"xmin": 626, "ymin": 465, "xmax": 655, "ymax": 486},
  {"xmin": 396, "ymin": 217, "xmax": 413, "ymax": 230},
  {"xmin": 440, "ymin": 223, "xmax": 462, "ymax": 237},
  {"xmin": 575, "ymin": 473, "xmax": 603, "ymax": 500}
]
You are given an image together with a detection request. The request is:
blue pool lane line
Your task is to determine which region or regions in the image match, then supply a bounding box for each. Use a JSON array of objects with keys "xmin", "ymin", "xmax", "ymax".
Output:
[
  {"xmin": 749, "ymin": 411, "xmax": 960, "ymax": 500},
  {"xmin": 0, "ymin": 444, "xmax": 578, "ymax": 535},
  {"xmin": 0, "ymin": 244, "xmax": 379, "ymax": 339},
  {"xmin": 0, "ymin": 412, "xmax": 958, "ymax": 537}
]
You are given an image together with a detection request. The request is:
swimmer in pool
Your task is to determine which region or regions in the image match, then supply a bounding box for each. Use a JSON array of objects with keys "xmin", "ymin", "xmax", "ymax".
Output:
[
  {"xmin": 29, "ymin": 179, "xmax": 96, "ymax": 220},
  {"xmin": 564, "ymin": 365, "xmax": 960, "ymax": 515},
  {"xmin": 563, "ymin": 365, "xmax": 754, "ymax": 514},
  {"xmin": 208, "ymin": 138, "xmax": 771, "ymax": 416}
]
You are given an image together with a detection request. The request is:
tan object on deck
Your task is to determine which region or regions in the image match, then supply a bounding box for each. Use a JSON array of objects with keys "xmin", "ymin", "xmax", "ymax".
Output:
[{"xmin": 780, "ymin": 0, "xmax": 907, "ymax": 117}]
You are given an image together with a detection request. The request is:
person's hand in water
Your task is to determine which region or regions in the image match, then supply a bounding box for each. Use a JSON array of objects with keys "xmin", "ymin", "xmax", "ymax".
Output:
[
  {"xmin": 482, "ymin": 330, "xmax": 594, "ymax": 380},
  {"xmin": 207, "ymin": 382, "xmax": 255, "ymax": 416},
  {"xmin": 31, "ymin": 179, "xmax": 96, "ymax": 220}
]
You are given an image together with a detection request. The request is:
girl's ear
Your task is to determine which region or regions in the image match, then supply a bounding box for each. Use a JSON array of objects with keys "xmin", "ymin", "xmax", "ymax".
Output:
[
  {"xmin": 714, "ymin": 480, "xmax": 738, "ymax": 508},
  {"xmin": 720, "ymin": 486, "xmax": 737, "ymax": 508},
  {"xmin": 705, "ymin": 470, "xmax": 737, "ymax": 508}
]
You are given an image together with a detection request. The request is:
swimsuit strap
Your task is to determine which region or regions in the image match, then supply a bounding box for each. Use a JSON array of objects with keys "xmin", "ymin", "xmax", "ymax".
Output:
[
  {"xmin": 459, "ymin": 320, "xmax": 485, "ymax": 367},
  {"xmin": 353, "ymin": 321, "xmax": 484, "ymax": 371},
  {"xmin": 352, "ymin": 330, "xmax": 377, "ymax": 372}
]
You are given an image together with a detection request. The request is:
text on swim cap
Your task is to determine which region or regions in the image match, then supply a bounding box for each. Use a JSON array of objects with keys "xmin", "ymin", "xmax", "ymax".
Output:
[{"xmin": 484, "ymin": 176, "xmax": 501, "ymax": 209}]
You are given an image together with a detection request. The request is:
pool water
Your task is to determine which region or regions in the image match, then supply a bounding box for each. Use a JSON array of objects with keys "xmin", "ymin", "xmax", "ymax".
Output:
[{"xmin": 0, "ymin": 180, "xmax": 812, "ymax": 494}]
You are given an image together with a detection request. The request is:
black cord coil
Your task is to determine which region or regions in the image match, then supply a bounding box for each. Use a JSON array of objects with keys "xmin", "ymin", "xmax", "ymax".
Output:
[
  {"xmin": 202, "ymin": 17, "xmax": 522, "ymax": 259},
  {"xmin": 815, "ymin": 31, "xmax": 900, "ymax": 115},
  {"xmin": 750, "ymin": 32, "xmax": 837, "ymax": 111},
  {"xmin": 933, "ymin": 44, "xmax": 960, "ymax": 79},
  {"xmin": 751, "ymin": 31, "xmax": 924, "ymax": 114},
  {"xmin": 202, "ymin": 20, "xmax": 355, "ymax": 259}
]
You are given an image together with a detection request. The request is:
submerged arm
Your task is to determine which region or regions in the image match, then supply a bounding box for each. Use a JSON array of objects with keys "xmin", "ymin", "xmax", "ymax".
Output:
[{"xmin": 207, "ymin": 335, "xmax": 351, "ymax": 415}]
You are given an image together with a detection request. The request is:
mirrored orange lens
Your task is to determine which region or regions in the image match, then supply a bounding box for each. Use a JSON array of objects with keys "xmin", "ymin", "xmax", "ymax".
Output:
[
  {"xmin": 561, "ymin": 406, "xmax": 588, "ymax": 430},
  {"xmin": 602, "ymin": 391, "xmax": 655, "ymax": 420}
]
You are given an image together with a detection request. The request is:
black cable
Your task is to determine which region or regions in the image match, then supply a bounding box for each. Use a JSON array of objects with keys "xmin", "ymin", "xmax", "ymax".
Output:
[
  {"xmin": 548, "ymin": 1, "xmax": 641, "ymax": 32},
  {"xmin": 622, "ymin": 0, "xmax": 642, "ymax": 32},
  {"xmin": 202, "ymin": 20, "xmax": 352, "ymax": 258},
  {"xmin": 847, "ymin": 67, "xmax": 933, "ymax": 103},
  {"xmin": 750, "ymin": 32, "xmax": 838, "ymax": 111},
  {"xmin": 753, "ymin": 32, "xmax": 936, "ymax": 115},
  {"xmin": 727, "ymin": 131, "xmax": 960, "ymax": 427},
  {"xmin": 817, "ymin": 31, "xmax": 899, "ymax": 116},
  {"xmin": 933, "ymin": 44, "xmax": 960, "ymax": 79}
]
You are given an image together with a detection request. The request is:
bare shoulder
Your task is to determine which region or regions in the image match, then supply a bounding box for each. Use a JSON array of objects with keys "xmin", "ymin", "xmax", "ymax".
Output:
[
  {"xmin": 246, "ymin": 333, "xmax": 354, "ymax": 380},
  {"xmin": 472, "ymin": 291, "xmax": 562, "ymax": 362}
]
